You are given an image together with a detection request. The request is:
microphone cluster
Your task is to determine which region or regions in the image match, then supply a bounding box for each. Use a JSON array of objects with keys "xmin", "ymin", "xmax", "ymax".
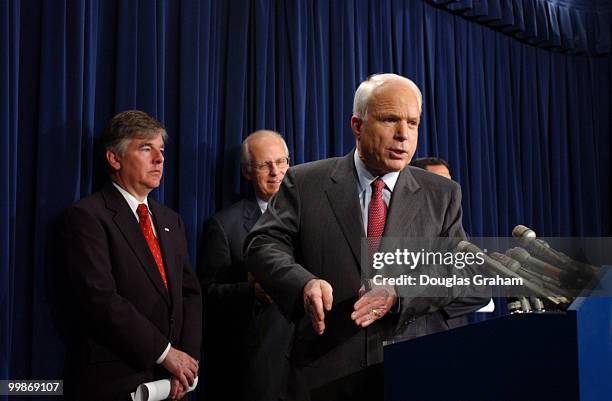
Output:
[{"xmin": 456, "ymin": 225, "xmax": 599, "ymax": 314}]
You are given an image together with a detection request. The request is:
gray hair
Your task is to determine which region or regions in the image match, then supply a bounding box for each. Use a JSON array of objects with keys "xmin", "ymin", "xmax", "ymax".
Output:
[
  {"xmin": 102, "ymin": 110, "xmax": 167, "ymax": 157},
  {"xmin": 352, "ymin": 73, "xmax": 423, "ymax": 121},
  {"xmin": 240, "ymin": 130, "xmax": 289, "ymax": 169}
]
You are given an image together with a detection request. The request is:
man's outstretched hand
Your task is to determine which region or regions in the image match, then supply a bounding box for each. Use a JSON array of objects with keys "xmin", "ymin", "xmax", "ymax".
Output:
[
  {"xmin": 303, "ymin": 279, "xmax": 333, "ymax": 335},
  {"xmin": 351, "ymin": 283, "xmax": 397, "ymax": 328}
]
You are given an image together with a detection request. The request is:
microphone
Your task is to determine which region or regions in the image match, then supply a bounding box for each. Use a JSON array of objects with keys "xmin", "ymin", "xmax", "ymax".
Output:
[
  {"xmin": 506, "ymin": 297, "xmax": 533, "ymax": 314},
  {"xmin": 531, "ymin": 297, "xmax": 545, "ymax": 312},
  {"xmin": 455, "ymin": 241, "xmax": 559, "ymax": 301},
  {"xmin": 512, "ymin": 224, "xmax": 537, "ymax": 239},
  {"xmin": 506, "ymin": 298, "xmax": 523, "ymax": 314},
  {"xmin": 512, "ymin": 225, "xmax": 568, "ymax": 267},
  {"xmin": 505, "ymin": 247, "xmax": 562, "ymax": 279},
  {"xmin": 512, "ymin": 225, "xmax": 598, "ymax": 276},
  {"xmin": 487, "ymin": 252, "xmax": 522, "ymax": 272},
  {"xmin": 490, "ymin": 252, "xmax": 571, "ymax": 301},
  {"xmin": 519, "ymin": 297, "xmax": 532, "ymax": 313},
  {"xmin": 506, "ymin": 247, "xmax": 588, "ymax": 293}
]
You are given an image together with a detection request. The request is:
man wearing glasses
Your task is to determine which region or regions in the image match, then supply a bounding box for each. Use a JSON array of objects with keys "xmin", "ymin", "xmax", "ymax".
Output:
[{"xmin": 199, "ymin": 130, "xmax": 293, "ymax": 401}]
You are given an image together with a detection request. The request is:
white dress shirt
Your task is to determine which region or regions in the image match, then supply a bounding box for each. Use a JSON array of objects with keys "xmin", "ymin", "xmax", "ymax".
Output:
[
  {"xmin": 353, "ymin": 150, "xmax": 399, "ymax": 234},
  {"xmin": 256, "ymin": 197, "xmax": 269, "ymax": 214},
  {"xmin": 112, "ymin": 182, "xmax": 158, "ymax": 237}
]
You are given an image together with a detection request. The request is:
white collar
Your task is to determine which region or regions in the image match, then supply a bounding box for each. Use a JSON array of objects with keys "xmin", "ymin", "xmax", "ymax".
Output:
[
  {"xmin": 256, "ymin": 197, "xmax": 268, "ymax": 214},
  {"xmin": 353, "ymin": 149, "xmax": 400, "ymax": 193},
  {"xmin": 112, "ymin": 182, "xmax": 152, "ymax": 218}
]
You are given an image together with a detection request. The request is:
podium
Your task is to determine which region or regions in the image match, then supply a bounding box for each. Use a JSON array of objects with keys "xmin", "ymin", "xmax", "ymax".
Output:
[{"xmin": 384, "ymin": 297, "xmax": 612, "ymax": 401}]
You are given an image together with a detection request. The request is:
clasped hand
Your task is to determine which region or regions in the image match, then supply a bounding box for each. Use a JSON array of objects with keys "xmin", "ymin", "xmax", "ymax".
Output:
[{"xmin": 162, "ymin": 347, "xmax": 199, "ymax": 400}]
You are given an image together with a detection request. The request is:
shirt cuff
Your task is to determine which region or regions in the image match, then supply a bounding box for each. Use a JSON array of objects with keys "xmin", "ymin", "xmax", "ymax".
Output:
[{"xmin": 156, "ymin": 343, "xmax": 171, "ymax": 364}]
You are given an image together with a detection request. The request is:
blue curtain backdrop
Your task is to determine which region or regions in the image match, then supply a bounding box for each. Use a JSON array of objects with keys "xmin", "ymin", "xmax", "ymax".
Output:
[{"xmin": 1, "ymin": 0, "xmax": 611, "ymax": 398}]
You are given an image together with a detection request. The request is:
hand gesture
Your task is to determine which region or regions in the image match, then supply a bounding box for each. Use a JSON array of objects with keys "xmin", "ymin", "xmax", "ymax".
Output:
[
  {"xmin": 303, "ymin": 279, "xmax": 333, "ymax": 335},
  {"xmin": 351, "ymin": 282, "xmax": 397, "ymax": 328}
]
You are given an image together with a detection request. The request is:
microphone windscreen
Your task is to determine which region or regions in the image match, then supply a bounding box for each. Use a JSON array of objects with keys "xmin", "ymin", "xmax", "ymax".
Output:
[{"xmin": 512, "ymin": 224, "xmax": 536, "ymax": 239}]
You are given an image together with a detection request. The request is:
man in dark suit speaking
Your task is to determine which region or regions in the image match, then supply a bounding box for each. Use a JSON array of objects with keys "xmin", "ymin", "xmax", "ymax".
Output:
[
  {"xmin": 245, "ymin": 74, "xmax": 483, "ymax": 401},
  {"xmin": 61, "ymin": 110, "xmax": 201, "ymax": 400}
]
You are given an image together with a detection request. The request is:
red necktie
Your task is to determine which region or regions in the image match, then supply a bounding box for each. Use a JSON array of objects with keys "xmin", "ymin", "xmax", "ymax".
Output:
[
  {"xmin": 367, "ymin": 178, "xmax": 387, "ymax": 260},
  {"xmin": 137, "ymin": 203, "xmax": 168, "ymax": 289}
]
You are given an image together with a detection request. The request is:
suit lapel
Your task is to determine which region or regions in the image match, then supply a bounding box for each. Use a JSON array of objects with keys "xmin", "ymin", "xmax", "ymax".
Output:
[
  {"xmin": 102, "ymin": 184, "xmax": 171, "ymax": 305},
  {"xmin": 383, "ymin": 167, "xmax": 423, "ymax": 238},
  {"xmin": 325, "ymin": 152, "xmax": 365, "ymax": 270},
  {"xmin": 243, "ymin": 199, "xmax": 262, "ymax": 233}
]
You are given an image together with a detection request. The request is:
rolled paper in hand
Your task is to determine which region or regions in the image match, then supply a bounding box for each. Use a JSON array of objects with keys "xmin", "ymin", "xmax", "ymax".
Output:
[{"xmin": 131, "ymin": 376, "xmax": 198, "ymax": 401}]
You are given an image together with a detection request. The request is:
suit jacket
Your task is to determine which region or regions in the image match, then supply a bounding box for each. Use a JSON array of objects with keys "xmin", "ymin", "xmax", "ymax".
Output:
[
  {"xmin": 199, "ymin": 199, "xmax": 294, "ymax": 401},
  {"xmin": 61, "ymin": 182, "xmax": 202, "ymax": 400},
  {"xmin": 245, "ymin": 151, "xmax": 485, "ymax": 399}
]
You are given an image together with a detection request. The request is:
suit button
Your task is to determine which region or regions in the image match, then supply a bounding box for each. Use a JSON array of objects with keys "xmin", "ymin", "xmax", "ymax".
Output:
[
  {"xmin": 360, "ymin": 360, "xmax": 367, "ymax": 368},
  {"xmin": 170, "ymin": 318, "xmax": 175, "ymax": 325}
]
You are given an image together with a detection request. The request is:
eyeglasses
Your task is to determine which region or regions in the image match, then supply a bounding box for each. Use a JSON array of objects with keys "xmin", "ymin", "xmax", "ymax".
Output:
[{"xmin": 251, "ymin": 157, "xmax": 290, "ymax": 172}]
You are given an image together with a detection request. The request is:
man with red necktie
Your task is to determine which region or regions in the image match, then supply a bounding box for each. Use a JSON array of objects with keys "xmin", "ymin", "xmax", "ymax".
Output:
[
  {"xmin": 245, "ymin": 74, "xmax": 487, "ymax": 401},
  {"xmin": 61, "ymin": 110, "xmax": 201, "ymax": 401}
]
